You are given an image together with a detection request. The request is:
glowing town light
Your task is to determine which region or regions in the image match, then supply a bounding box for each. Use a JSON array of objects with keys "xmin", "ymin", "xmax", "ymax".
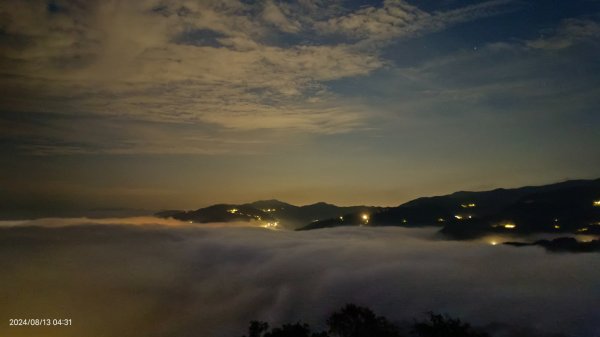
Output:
[
  {"xmin": 503, "ymin": 223, "xmax": 516, "ymax": 229},
  {"xmin": 437, "ymin": 218, "xmax": 445, "ymax": 222},
  {"xmin": 577, "ymin": 227, "xmax": 589, "ymax": 232},
  {"xmin": 593, "ymin": 200, "xmax": 600, "ymax": 207},
  {"xmin": 227, "ymin": 209, "xmax": 238, "ymax": 214},
  {"xmin": 554, "ymin": 225, "xmax": 560, "ymax": 229},
  {"xmin": 461, "ymin": 203, "xmax": 476, "ymax": 208},
  {"xmin": 339, "ymin": 216, "xmax": 344, "ymax": 221},
  {"xmin": 454, "ymin": 215, "xmax": 463, "ymax": 220},
  {"xmin": 402, "ymin": 219, "xmax": 408, "ymax": 223},
  {"xmin": 361, "ymin": 214, "xmax": 369, "ymax": 221},
  {"xmin": 468, "ymin": 215, "xmax": 472, "ymax": 219},
  {"xmin": 490, "ymin": 241, "xmax": 498, "ymax": 246},
  {"xmin": 262, "ymin": 221, "xmax": 279, "ymax": 229}
]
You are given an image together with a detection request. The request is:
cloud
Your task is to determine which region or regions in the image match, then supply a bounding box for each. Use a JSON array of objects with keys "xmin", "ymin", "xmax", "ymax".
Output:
[
  {"xmin": 0, "ymin": 0, "xmax": 379, "ymax": 137},
  {"xmin": 0, "ymin": 216, "xmax": 259, "ymax": 228},
  {"xmin": 526, "ymin": 18, "xmax": 600, "ymax": 50},
  {"xmin": 314, "ymin": 0, "xmax": 428, "ymax": 41},
  {"xmin": 261, "ymin": 0, "xmax": 302, "ymax": 33},
  {"xmin": 314, "ymin": 0, "xmax": 519, "ymax": 42},
  {"xmin": 0, "ymin": 0, "xmax": 527, "ymax": 156},
  {"xmin": 361, "ymin": 14, "xmax": 600, "ymax": 130},
  {"xmin": 0, "ymin": 110, "xmax": 276, "ymax": 156},
  {"xmin": 0, "ymin": 223, "xmax": 598, "ymax": 337}
]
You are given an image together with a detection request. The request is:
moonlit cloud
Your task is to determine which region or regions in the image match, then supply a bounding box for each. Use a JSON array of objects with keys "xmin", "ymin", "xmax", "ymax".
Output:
[
  {"xmin": 0, "ymin": 0, "xmax": 521, "ymax": 147},
  {"xmin": 314, "ymin": 0, "xmax": 518, "ymax": 42},
  {"xmin": 261, "ymin": 0, "xmax": 302, "ymax": 33},
  {"xmin": 0, "ymin": 0, "xmax": 381, "ymax": 135}
]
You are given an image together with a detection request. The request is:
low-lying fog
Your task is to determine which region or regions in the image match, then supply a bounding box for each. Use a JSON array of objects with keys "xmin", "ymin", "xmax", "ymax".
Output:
[{"xmin": 1, "ymin": 218, "xmax": 598, "ymax": 337}]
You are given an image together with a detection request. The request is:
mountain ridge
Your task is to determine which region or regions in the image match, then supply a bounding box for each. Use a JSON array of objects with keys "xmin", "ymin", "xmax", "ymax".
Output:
[
  {"xmin": 155, "ymin": 178, "xmax": 600, "ymax": 237},
  {"xmin": 156, "ymin": 199, "xmax": 382, "ymax": 229},
  {"xmin": 297, "ymin": 178, "xmax": 600, "ymax": 238}
]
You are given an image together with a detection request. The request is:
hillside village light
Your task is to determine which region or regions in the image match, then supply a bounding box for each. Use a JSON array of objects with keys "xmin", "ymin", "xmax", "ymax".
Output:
[
  {"xmin": 503, "ymin": 223, "xmax": 516, "ymax": 229},
  {"xmin": 262, "ymin": 222, "xmax": 279, "ymax": 229},
  {"xmin": 593, "ymin": 200, "xmax": 600, "ymax": 207},
  {"xmin": 361, "ymin": 214, "xmax": 369, "ymax": 224}
]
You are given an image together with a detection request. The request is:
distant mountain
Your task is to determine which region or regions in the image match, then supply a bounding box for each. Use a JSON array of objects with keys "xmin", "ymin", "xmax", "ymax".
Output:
[
  {"xmin": 297, "ymin": 179, "xmax": 600, "ymax": 238},
  {"xmin": 156, "ymin": 204, "xmax": 277, "ymax": 224},
  {"xmin": 156, "ymin": 200, "xmax": 382, "ymax": 229}
]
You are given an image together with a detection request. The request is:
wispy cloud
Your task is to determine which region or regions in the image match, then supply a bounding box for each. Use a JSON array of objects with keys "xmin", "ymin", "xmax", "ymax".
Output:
[
  {"xmin": 314, "ymin": 0, "xmax": 519, "ymax": 42},
  {"xmin": 261, "ymin": 0, "xmax": 302, "ymax": 33},
  {"xmin": 526, "ymin": 18, "xmax": 600, "ymax": 50}
]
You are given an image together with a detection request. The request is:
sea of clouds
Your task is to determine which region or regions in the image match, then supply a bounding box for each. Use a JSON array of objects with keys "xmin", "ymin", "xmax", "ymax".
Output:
[{"xmin": 0, "ymin": 218, "xmax": 599, "ymax": 337}]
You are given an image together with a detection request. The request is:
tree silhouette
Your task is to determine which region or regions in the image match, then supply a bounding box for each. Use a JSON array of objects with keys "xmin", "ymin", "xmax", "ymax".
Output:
[
  {"xmin": 241, "ymin": 321, "xmax": 328, "ymax": 337},
  {"xmin": 240, "ymin": 305, "xmax": 491, "ymax": 337},
  {"xmin": 327, "ymin": 304, "xmax": 401, "ymax": 337},
  {"xmin": 246, "ymin": 321, "xmax": 269, "ymax": 337},
  {"xmin": 412, "ymin": 312, "xmax": 489, "ymax": 337},
  {"xmin": 264, "ymin": 323, "xmax": 320, "ymax": 337}
]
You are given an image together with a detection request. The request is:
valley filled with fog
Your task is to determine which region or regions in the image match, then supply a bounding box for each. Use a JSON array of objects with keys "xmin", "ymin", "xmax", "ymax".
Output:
[{"xmin": 1, "ymin": 219, "xmax": 599, "ymax": 337}]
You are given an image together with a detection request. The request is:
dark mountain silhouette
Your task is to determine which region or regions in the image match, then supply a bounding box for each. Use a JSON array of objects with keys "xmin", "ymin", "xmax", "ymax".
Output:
[
  {"xmin": 156, "ymin": 204, "xmax": 276, "ymax": 224},
  {"xmin": 293, "ymin": 210, "xmax": 381, "ymax": 230},
  {"xmin": 439, "ymin": 179, "xmax": 600, "ymax": 239},
  {"xmin": 247, "ymin": 200, "xmax": 382, "ymax": 228},
  {"xmin": 156, "ymin": 200, "xmax": 381, "ymax": 229},
  {"xmin": 297, "ymin": 179, "xmax": 600, "ymax": 239}
]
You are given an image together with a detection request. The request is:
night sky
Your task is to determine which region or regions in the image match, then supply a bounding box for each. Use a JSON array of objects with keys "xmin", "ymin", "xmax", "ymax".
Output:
[{"xmin": 1, "ymin": 0, "xmax": 599, "ymax": 216}]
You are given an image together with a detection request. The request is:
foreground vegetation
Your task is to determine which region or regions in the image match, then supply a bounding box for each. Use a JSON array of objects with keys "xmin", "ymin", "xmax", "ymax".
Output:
[{"xmin": 240, "ymin": 304, "xmax": 489, "ymax": 337}]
